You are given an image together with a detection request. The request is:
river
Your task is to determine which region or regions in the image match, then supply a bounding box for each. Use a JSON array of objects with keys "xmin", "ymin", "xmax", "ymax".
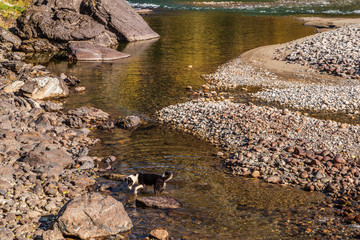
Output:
[{"xmin": 44, "ymin": 5, "xmax": 359, "ymax": 240}]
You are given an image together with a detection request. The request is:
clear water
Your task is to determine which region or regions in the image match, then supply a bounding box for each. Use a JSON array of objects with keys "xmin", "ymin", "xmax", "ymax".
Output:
[
  {"xmin": 129, "ymin": 0, "xmax": 360, "ymax": 15},
  {"xmin": 45, "ymin": 10, "xmax": 335, "ymax": 239}
]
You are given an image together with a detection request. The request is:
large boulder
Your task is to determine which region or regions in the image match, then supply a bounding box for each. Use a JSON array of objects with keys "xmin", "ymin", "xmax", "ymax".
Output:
[
  {"xmin": 15, "ymin": 6, "xmax": 118, "ymax": 48},
  {"xmin": 56, "ymin": 192, "xmax": 133, "ymax": 239},
  {"xmin": 81, "ymin": 0, "xmax": 160, "ymax": 41},
  {"xmin": 68, "ymin": 41, "xmax": 130, "ymax": 61},
  {"xmin": 20, "ymin": 76, "xmax": 69, "ymax": 100}
]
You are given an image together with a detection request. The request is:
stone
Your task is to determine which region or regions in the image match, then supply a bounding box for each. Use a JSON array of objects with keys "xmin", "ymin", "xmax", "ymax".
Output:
[
  {"xmin": 251, "ymin": 170, "xmax": 260, "ymax": 178},
  {"xmin": 74, "ymin": 86, "xmax": 86, "ymax": 92},
  {"xmin": 304, "ymin": 183, "xmax": 315, "ymax": 192},
  {"xmin": 20, "ymin": 76, "xmax": 69, "ymax": 100},
  {"xmin": 67, "ymin": 106, "xmax": 110, "ymax": 124},
  {"xmin": 20, "ymin": 38, "xmax": 59, "ymax": 53},
  {"xmin": 0, "ymin": 227, "xmax": 14, "ymax": 240},
  {"xmin": 56, "ymin": 192, "xmax": 132, "ymax": 239},
  {"xmin": 15, "ymin": 6, "xmax": 118, "ymax": 48},
  {"xmin": 0, "ymin": 27, "xmax": 21, "ymax": 50},
  {"xmin": 149, "ymin": 228, "xmax": 169, "ymax": 240},
  {"xmin": 266, "ymin": 176, "xmax": 280, "ymax": 184},
  {"xmin": 68, "ymin": 41, "xmax": 130, "ymax": 61},
  {"xmin": 3, "ymin": 81, "xmax": 25, "ymax": 94},
  {"xmin": 42, "ymin": 101, "xmax": 63, "ymax": 112},
  {"xmin": 116, "ymin": 115, "xmax": 142, "ymax": 129},
  {"xmin": 334, "ymin": 154, "xmax": 346, "ymax": 164},
  {"xmin": 0, "ymin": 180, "xmax": 11, "ymax": 193},
  {"xmin": 355, "ymin": 214, "xmax": 360, "ymax": 224},
  {"xmin": 25, "ymin": 148, "xmax": 73, "ymax": 177},
  {"xmin": 42, "ymin": 229, "xmax": 66, "ymax": 240},
  {"xmin": 136, "ymin": 196, "xmax": 181, "ymax": 209},
  {"xmin": 81, "ymin": 0, "xmax": 160, "ymax": 41}
]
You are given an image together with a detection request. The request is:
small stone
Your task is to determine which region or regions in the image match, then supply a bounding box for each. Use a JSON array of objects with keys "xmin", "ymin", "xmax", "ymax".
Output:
[
  {"xmin": 251, "ymin": 170, "xmax": 260, "ymax": 178},
  {"xmin": 267, "ymin": 176, "xmax": 280, "ymax": 184},
  {"xmin": 74, "ymin": 86, "xmax": 86, "ymax": 92},
  {"xmin": 300, "ymin": 171, "xmax": 308, "ymax": 179},
  {"xmin": 149, "ymin": 228, "xmax": 169, "ymax": 240},
  {"xmin": 334, "ymin": 155, "xmax": 346, "ymax": 164},
  {"xmin": 304, "ymin": 184, "xmax": 315, "ymax": 192}
]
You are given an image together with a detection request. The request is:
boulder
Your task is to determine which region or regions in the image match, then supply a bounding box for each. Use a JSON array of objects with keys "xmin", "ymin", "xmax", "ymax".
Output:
[
  {"xmin": 116, "ymin": 115, "xmax": 142, "ymax": 129},
  {"xmin": 136, "ymin": 196, "xmax": 181, "ymax": 209},
  {"xmin": 20, "ymin": 76, "xmax": 69, "ymax": 100},
  {"xmin": 81, "ymin": 0, "xmax": 160, "ymax": 41},
  {"xmin": 68, "ymin": 41, "xmax": 130, "ymax": 61},
  {"xmin": 56, "ymin": 192, "xmax": 133, "ymax": 239},
  {"xmin": 0, "ymin": 27, "xmax": 21, "ymax": 50},
  {"xmin": 67, "ymin": 106, "xmax": 110, "ymax": 124},
  {"xmin": 15, "ymin": 6, "xmax": 118, "ymax": 48}
]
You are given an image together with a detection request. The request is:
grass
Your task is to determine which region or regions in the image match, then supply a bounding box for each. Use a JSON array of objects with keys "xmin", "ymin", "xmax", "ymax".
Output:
[{"xmin": 0, "ymin": 0, "xmax": 32, "ymax": 29}]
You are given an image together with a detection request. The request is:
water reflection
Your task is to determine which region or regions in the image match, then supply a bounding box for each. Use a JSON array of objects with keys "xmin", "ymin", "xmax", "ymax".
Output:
[{"xmin": 47, "ymin": 12, "xmax": 315, "ymax": 116}]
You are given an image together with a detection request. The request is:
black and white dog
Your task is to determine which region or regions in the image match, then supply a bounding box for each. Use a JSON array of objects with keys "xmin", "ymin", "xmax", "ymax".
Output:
[{"xmin": 125, "ymin": 172, "xmax": 173, "ymax": 195}]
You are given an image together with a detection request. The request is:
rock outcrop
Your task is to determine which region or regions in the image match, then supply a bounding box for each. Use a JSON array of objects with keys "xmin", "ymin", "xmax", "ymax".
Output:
[
  {"xmin": 81, "ymin": 0, "xmax": 160, "ymax": 41},
  {"xmin": 14, "ymin": 0, "xmax": 159, "ymax": 52},
  {"xmin": 56, "ymin": 192, "xmax": 133, "ymax": 239}
]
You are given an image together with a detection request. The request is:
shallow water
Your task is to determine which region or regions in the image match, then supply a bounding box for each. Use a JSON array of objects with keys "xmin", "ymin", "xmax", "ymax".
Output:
[{"xmin": 45, "ymin": 11, "xmax": 327, "ymax": 239}]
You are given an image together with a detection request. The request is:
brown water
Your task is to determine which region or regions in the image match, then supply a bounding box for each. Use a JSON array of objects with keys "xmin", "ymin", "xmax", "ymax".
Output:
[{"xmin": 46, "ymin": 11, "xmax": 326, "ymax": 239}]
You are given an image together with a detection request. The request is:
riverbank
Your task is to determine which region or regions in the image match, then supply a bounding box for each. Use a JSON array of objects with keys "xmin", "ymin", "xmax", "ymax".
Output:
[{"xmin": 204, "ymin": 19, "xmax": 360, "ymax": 115}]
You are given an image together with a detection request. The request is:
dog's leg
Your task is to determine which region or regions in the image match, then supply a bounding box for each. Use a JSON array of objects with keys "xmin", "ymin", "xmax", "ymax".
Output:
[
  {"xmin": 134, "ymin": 185, "xmax": 144, "ymax": 195},
  {"xmin": 154, "ymin": 179, "xmax": 164, "ymax": 195}
]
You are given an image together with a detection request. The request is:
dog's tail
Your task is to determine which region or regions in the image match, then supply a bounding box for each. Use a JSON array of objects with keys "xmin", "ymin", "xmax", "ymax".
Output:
[{"xmin": 162, "ymin": 171, "xmax": 173, "ymax": 182}]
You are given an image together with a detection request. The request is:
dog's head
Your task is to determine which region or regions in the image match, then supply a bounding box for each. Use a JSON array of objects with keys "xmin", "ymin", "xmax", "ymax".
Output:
[{"xmin": 125, "ymin": 174, "xmax": 138, "ymax": 190}]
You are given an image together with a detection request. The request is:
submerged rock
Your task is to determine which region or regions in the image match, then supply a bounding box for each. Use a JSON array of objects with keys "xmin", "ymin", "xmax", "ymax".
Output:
[
  {"xmin": 68, "ymin": 41, "xmax": 130, "ymax": 61},
  {"xmin": 116, "ymin": 115, "xmax": 142, "ymax": 129},
  {"xmin": 136, "ymin": 196, "xmax": 181, "ymax": 209},
  {"xmin": 56, "ymin": 192, "xmax": 133, "ymax": 239}
]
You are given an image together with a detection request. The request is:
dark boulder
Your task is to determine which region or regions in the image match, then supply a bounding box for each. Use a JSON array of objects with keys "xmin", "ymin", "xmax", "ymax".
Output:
[
  {"xmin": 15, "ymin": 6, "xmax": 118, "ymax": 48},
  {"xmin": 81, "ymin": 0, "xmax": 160, "ymax": 41},
  {"xmin": 68, "ymin": 41, "xmax": 130, "ymax": 61},
  {"xmin": 56, "ymin": 192, "xmax": 133, "ymax": 239},
  {"xmin": 116, "ymin": 115, "xmax": 142, "ymax": 129},
  {"xmin": 136, "ymin": 196, "xmax": 181, "ymax": 209}
]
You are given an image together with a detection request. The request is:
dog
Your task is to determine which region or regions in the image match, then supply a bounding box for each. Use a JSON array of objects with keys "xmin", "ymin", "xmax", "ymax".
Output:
[{"xmin": 125, "ymin": 172, "xmax": 173, "ymax": 195}]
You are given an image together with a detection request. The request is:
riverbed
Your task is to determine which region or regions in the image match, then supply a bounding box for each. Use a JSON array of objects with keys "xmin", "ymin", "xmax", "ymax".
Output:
[{"xmin": 44, "ymin": 9, "xmax": 350, "ymax": 239}]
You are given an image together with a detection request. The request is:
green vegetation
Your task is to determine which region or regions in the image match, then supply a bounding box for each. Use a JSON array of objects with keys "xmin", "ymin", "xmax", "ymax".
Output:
[{"xmin": 0, "ymin": 0, "xmax": 32, "ymax": 29}]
